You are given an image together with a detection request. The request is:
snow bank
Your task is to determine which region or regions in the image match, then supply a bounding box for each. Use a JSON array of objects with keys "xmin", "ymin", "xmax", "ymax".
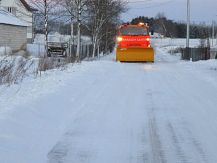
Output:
[
  {"xmin": 0, "ymin": 56, "xmax": 38, "ymax": 85},
  {"xmin": 153, "ymin": 38, "xmax": 200, "ymax": 48},
  {"xmin": 150, "ymin": 32, "xmax": 164, "ymax": 38},
  {"xmin": 27, "ymin": 43, "xmax": 45, "ymax": 57},
  {"xmin": 187, "ymin": 59, "xmax": 217, "ymax": 70},
  {"xmin": 0, "ymin": 61, "xmax": 96, "ymax": 163},
  {"xmin": 34, "ymin": 33, "xmax": 91, "ymax": 45},
  {"xmin": 152, "ymin": 38, "xmax": 202, "ymax": 58},
  {"xmin": 0, "ymin": 47, "xmax": 12, "ymax": 56},
  {"xmin": 1, "ymin": 37, "xmax": 217, "ymax": 163}
]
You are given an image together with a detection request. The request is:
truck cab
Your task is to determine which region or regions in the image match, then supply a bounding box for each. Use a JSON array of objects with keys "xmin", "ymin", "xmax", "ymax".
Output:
[{"xmin": 116, "ymin": 23, "xmax": 154, "ymax": 62}]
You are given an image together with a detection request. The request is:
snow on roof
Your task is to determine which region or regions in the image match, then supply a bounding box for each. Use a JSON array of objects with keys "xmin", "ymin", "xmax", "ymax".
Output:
[{"xmin": 0, "ymin": 9, "xmax": 28, "ymax": 27}]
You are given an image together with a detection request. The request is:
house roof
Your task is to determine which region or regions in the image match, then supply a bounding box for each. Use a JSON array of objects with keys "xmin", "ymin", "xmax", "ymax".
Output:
[
  {"xmin": 20, "ymin": 0, "xmax": 37, "ymax": 12},
  {"xmin": 0, "ymin": 9, "xmax": 28, "ymax": 26}
]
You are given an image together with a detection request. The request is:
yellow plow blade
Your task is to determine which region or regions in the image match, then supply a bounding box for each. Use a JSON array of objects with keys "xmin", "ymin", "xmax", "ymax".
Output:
[{"xmin": 116, "ymin": 47, "xmax": 154, "ymax": 62}]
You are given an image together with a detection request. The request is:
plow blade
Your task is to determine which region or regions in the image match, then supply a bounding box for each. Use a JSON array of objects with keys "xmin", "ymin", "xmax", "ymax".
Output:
[{"xmin": 116, "ymin": 47, "xmax": 154, "ymax": 62}]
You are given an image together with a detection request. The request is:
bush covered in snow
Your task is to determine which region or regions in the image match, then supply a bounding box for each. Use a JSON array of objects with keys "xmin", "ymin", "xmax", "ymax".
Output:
[
  {"xmin": 0, "ymin": 56, "xmax": 37, "ymax": 85},
  {"xmin": 0, "ymin": 55, "xmax": 72, "ymax": 86}
]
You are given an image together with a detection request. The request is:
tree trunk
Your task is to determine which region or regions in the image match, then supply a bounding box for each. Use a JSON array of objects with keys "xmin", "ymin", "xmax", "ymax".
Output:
[
  {"xmin": 44, "ymin": 0, "xmax": 49, "ymax": 57},
  {"xmin": 92, "ymin": 36, "xmax": 97, "ymax": 58},
  {"xmin": 76, "ymin": 0, "xmax": 81, "ymax": 61}
]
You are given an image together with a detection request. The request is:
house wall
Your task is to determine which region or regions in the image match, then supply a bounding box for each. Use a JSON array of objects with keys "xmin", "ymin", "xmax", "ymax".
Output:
[
  {"xmin": 1, "ymin": 0, "xmax": 14, "ymax": 6},
  {"xmin": 0, "ymin": 24, "xmax": 27, "ymax": 51},
  {"xmin": 1, "ymin": 0, "xmax": 33, "ymax": 42}
]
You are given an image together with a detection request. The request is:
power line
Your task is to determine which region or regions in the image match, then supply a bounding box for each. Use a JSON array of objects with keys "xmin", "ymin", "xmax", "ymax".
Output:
[{"xmin": 126, "ymin": 0, "xmax": 174, "ymax": 8}]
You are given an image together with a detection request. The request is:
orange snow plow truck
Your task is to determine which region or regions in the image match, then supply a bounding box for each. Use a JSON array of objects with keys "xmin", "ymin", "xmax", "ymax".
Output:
[{"xmin": 116, "ymin": 23, "xmax": 154, "ymax": 62}]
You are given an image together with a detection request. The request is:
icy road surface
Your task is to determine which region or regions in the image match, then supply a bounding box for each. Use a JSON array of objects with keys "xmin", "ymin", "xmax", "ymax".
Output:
[{"xmin": 1, "ymin": 42, "xmax": 217, "ymax": 163}]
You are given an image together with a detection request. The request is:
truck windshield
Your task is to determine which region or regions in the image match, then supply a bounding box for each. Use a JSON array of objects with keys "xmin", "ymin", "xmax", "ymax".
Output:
[{"xmin": 120, "ymin": 27, "xmax": 148, "ymax": 36}]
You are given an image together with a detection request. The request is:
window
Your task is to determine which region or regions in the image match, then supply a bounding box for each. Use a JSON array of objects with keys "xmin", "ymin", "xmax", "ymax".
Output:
[
  {"xmin": 120, "ymin": 27, "xmax": 148, "ymax": 36},
  {"xmin": 7, "ymin": 7, "xmax": 16, "ymax": 15},
  {"xmin": 8, "ymin": 7, "xmax": 12, "ymax": 13}
]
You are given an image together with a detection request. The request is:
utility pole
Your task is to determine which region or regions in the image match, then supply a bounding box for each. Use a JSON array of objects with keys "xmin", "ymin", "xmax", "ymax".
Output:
[{"xmin": 186, "ymin": 0, "xmax": 190, "ymax": 48}]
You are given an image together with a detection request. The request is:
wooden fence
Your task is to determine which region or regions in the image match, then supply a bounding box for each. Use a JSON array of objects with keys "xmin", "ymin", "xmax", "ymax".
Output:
[{"xmin": 181, "ymin": 47, "xmax": 210, "ymax": 61}]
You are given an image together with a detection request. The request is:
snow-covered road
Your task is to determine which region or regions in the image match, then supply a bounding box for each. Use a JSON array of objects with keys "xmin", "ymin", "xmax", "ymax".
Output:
[{"xmin": 1, "ymin": 40, "xmax": 217, "ymax": 163}]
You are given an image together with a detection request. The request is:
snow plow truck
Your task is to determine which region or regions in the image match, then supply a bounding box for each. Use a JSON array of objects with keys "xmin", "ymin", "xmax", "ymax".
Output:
[{"xmin": 116, "ymin": 23, "xmax": 154, "ymax": 62}]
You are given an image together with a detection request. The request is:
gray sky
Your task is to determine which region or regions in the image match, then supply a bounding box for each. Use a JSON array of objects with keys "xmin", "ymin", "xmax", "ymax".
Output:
[{"xmin": 122, "ymin": 0, "xmax": 217, "ymax": 24}]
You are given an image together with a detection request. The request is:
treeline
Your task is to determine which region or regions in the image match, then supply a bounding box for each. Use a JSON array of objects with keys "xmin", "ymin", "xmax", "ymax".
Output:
[
  {"xmin": 131, "ymin": 14, "xmax": 212, "ymax": 38},
  {"xmin": 31, "ymin": 0, "xmax": 126, "ymax": 59}
]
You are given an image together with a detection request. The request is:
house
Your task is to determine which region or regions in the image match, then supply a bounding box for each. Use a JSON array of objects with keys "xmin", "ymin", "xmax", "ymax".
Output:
[
  {"xmin": 0, "ymin": 9, "xmax": 28, "ymax": 51},
  {"xmin": 0, "ymin": 0, "xmax": 36, "ymax": 43}
]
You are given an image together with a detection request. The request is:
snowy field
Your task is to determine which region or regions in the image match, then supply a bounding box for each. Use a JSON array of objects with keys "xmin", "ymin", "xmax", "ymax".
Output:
[{"xmin": 1, "ymin": 38, "xmax": 217, "ymax": 163}]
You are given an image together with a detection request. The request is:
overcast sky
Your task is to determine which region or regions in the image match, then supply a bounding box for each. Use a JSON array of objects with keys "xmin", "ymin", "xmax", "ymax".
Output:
[{"xmin": 122, "ymin": 0, "xmax": 217, "ymax": 24}]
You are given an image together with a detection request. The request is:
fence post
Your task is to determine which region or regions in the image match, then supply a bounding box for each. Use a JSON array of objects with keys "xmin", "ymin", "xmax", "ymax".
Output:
[
  {"xmin": 87, "ymin": 45, "xmax": 89, "ymax": 59},
  {"xmin": 38, "ymin": 44, "xmax": 41, "ymax": 57},
  {"xmin": 97, "ymin": 45, "xmax": 100, "ymax": 59}
]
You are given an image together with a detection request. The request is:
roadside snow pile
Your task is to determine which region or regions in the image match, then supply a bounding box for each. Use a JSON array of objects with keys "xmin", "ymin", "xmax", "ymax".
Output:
[
  {"xmin": 0, "ymin": 54, "xmax": 74, "ymax": 86},
  {"xmin": 153, "ymin": 38, "xmax": 200, "ymax": 50},
  {"xmin": 27, "ymin": 43, "xmax": 45, "ymax": 57},
  {"xmin": 192, "ymin": 59, "xmax": 217, "ymax": 71},
  {"xmin": 152, "ymin": 38, "xmax": 201, "ymax": 57},
  {"xmin": 0, "ymin": 47, "xmax": 12, "ymax": 56},
  {"xmin": 179, "ymin": 59, "xmax": 217, "ymax": 80},
  {"xmin": 150, "ymin": 32, "xmax": 164, "ymax": 38},
  {"xmin": 0, "ymin": 56, "xmax": 38, "ymax": 85},
  {"xmin": 34, "ymin": 33, "xmax": 70, "ymax": 44},
  {"xmin": 0, "ymin": 61, "xmax": 74, "ymax": 110},
  {"xmin": 34, "ymin": 33, "xmax": 91, "ymax": 45},
  {"xmin": 0, "ymin": 61, "xmax": 97, "ymax": 163},
  {"xmin": 178, "ymin": 59, "xmax": 217, "ymax": 90}
]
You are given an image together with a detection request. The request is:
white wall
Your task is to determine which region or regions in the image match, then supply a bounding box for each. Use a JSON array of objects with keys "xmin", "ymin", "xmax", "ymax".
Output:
[
  {"xmin": 1, "ymin": 0, "xmax": 33, "ymax": 41},
  {"xmin": 0, "ymin": 24, "xmax": 27, "ymax": 51},
  {"xmin": 1, "ymin": 0, "xmax": 14, "ymax": 6}
]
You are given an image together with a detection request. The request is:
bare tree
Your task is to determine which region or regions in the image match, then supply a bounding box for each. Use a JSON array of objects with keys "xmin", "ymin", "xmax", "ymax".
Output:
[
  {"xmin": 28, "ymin": 0, "xmax": 61, "ymax": 57},
  {"xmin": 87, "ymin": 0, "xmax": 125, "ymax": 58},
  {"xmin": 61, "ymin": 0, "xmax": 88, "ymax": 61}
]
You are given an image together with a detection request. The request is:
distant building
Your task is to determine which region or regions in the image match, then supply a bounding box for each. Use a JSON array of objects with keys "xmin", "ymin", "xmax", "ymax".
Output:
[
  {"xmin": 0, "ymin": 0, "xmax": 36, "ymax": 43},
  {"xmin": 0, "ymin": 9, "xmax": 28, "ymax": 51}
]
